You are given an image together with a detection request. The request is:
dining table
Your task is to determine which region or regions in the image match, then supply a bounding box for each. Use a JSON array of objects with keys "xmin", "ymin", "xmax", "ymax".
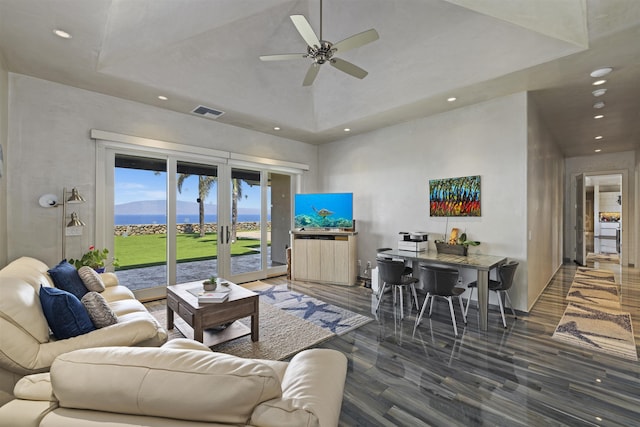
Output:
[{"xmin": 378, "ymin": 249, "xmax": 507, "ymax": 331}]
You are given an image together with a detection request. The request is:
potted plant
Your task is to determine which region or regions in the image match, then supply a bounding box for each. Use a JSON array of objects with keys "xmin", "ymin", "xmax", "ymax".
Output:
[
  {"xmin": 69, "ymin": 246, "xmax": 119, "ymax": 272},
  {"xmin": 434, "ymin": 228, "xmax": 480, "ymax": 256},
  {"xmin": 203, "ymin": 275, "xmax": 218, "ymax": 291}
]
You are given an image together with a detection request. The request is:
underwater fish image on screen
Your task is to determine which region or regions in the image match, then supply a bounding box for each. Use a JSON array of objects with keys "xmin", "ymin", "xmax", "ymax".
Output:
[{"xmin": 294, "ymin": 193, "xmax": 354, "ymax": 228}]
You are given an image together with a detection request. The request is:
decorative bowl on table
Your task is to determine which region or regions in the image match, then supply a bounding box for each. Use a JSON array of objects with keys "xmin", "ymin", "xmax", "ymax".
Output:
[
  {"xmin": 202, "ymin": 276, "xmax": 218, "ymax": 291},
  {"xmin": 435, "ymin": 242, "xmax": 468, "ymax": 256}
]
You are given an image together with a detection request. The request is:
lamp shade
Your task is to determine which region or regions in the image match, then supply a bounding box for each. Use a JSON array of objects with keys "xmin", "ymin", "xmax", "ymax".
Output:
[
  {"xmin": 67, "ymin": 212, "xmax": 85, "ymax": 227},
  {"xmin": 67, "ymin": 188, "xmax": 85, "ymax": 203}
]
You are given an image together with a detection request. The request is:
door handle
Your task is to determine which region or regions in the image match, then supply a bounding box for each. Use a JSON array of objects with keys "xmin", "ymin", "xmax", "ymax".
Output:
[{"xmin": 226, "ymin": 226, "xmax": 231, "ymax": 244}]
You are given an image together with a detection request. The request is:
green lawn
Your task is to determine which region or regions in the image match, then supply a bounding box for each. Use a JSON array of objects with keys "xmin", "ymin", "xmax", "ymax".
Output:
[{"xmin": 114, "ymin": 233, "xmax": 262, "ymax": 269}]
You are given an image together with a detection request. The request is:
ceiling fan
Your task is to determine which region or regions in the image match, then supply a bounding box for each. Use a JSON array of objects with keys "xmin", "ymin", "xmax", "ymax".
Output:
[{"xmin": 259, "ymin": 0, "xmax": 379, "ymax": 86}]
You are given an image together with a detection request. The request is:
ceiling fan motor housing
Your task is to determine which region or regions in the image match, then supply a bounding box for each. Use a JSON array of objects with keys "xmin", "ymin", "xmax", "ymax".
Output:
[{"xmin": 306, "ymin": 41, "xmax": 336, "ymax": 64}]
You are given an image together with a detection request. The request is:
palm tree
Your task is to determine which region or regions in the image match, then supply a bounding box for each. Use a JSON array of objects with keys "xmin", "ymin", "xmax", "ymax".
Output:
[
  {"xmin": 177, "ymin": 174, "xmax": 217, "ymax": 237},
  {"xmin": 231, "ymin": 178, "xmax": 243, "ymax": 241}
]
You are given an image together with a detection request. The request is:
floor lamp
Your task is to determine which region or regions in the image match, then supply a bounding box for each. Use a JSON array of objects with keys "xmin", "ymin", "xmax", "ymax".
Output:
[{"xmin": 38, "ymin": 187, "xmax": 85, "ymax": 259}]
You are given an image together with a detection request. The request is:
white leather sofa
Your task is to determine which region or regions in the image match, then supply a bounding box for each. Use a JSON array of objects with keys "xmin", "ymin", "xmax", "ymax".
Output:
[
  {"xmin": 0, "ymin": 256, "xmax": 168, "ymax": 406},
  {"xmin": 0, "ymin": 339, "xmax": 348, "ymax": 427}
]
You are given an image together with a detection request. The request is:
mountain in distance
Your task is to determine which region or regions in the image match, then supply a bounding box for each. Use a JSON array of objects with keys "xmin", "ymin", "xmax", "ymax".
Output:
[{"xmin": 115, "ymin": 200, "xmax": 260, "ymax": 215}]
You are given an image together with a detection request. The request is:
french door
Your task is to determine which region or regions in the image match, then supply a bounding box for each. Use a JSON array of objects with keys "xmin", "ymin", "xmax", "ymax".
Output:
[{"xmin": 104, "ymin": 149, "xmax": 291, "ymax": 300}]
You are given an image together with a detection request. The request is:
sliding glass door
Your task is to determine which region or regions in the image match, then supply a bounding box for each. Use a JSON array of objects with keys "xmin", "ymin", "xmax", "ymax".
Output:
[
  {"xmin": 175, "ymin": 161, "xmax": 219, "ymax": 283},
  {"xmin": 107, "ymin": 150, "xmax": 292, "ymax": 299},
  {"xmin": 113, "ymin": 154, "xmax": 168, "ymax": 296},
  {"xmin": 228, "ymin": 167, "xmax": 263, "ymax": 279}
]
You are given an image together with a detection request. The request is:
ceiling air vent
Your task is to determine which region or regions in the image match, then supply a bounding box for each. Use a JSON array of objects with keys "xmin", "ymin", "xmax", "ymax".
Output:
[{"xmin": 191, "ymin": 105, "xmax": 225, "ymax": 119}]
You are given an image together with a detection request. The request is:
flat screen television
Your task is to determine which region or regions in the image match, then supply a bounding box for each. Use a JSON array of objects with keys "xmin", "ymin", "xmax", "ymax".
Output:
[{"xmin": 294, "ymin": 193, "xmax": 354, "ymax": 229}]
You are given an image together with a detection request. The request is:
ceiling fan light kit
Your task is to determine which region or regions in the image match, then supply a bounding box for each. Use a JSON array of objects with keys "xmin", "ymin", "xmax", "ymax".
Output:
[{"xmin": 259, "ymin": 0, "xmax": 379, "ymax": 86}]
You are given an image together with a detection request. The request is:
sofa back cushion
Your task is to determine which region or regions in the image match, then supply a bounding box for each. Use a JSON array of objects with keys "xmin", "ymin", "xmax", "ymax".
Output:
[
  {"xmin": 0, "ymin": 256, "xmax": 54, "ymax": 290},
  {"xmin": 50, "ymin": 347, "xmax": 283, "ymax": 424},
  {"xmin": 0, "ymin": 276, "xmax": 51, "ymax": 344}
]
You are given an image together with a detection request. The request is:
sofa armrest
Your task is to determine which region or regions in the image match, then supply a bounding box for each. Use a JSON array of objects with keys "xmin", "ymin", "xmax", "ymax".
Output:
[
  {"xmin": 14, "ymin": 373, "xmax": 55, "ymax": 401},
  {"xmin": 161, "ymin": 338, "xmax": 212, "ymax": 352},
  {"xmin": 99, "ymin": 272, "xmax": 119, "ymax": 287},
  {"xmin": 251, "ymin": 349, "xmax": 347, "ymax": 427},
  {"xmin": 34, "ymin": 318, "xmax": 162, "ymax": 370},
  {"xmin": 0, "ymin": 374, "xmax": 57, "ymax": 427}
]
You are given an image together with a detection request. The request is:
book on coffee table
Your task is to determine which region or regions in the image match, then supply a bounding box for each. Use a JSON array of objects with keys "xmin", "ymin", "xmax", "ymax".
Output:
[
  {"xmin": 186, "ymin": 286, "xmax": 231, "ymax": 303},
  {"xmin": 197, "ymin": 289, "xmax": 230, "ymax": 303}
]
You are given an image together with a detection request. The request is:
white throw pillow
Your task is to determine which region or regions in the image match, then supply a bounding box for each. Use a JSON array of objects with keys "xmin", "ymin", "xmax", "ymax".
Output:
[
  {"xmin": 81, "ymin": 291, "xmax": 118, "ymax": 328},
  {"xmin": 78, "ymin": 266, "xmax": 106, "ymax": 292}
]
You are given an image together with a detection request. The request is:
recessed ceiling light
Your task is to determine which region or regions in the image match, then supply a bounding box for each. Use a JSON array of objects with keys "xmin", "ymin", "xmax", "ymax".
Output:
[
  {"xmin": 157, "ymin": 95, "xmax": 168, "ymax": 101},
  {"xmin": 344, "ymin": 128, "xmax": 351, "ymax": 132},
  {"xmin": 592, "ymin": 79, "xmax": 607, "ymax": 86},
  {"xmin": 595, "ymin": 135, "xmax": 603, "ymax": 140},
  {"xmin": 595, "ymin": 149, "xmax": 602, "ymax": 153},
  {"xmin": 590, "ymin": 67, "xmax": 613, "ymax": 78},
  {"xmin": 593, "ymin": 101, "xmax": 605, "ymax": 109},
  {"xmin": 447, "ymin": 97, "xmax": 457, "ymax": 102},
  {"xmin": 53, "ymin": 29, "xmax": 72, "ymax": 39},
  {"xmin": 592, "ymin": 88, "xmax": 607, "ymax": 97},
  {"xmin": 273, "ymin": 127, "xmax": 280, "ymax": 131},
  {"xmin": 594, "ymin": 114, "xmax": 604, "ymax": 119}
]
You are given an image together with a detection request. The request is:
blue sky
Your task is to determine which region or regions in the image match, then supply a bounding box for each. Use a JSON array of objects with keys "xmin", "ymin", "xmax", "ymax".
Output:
[{"xmin": 115, "ymin": 168, "xmax": 262, "ymax": 209}]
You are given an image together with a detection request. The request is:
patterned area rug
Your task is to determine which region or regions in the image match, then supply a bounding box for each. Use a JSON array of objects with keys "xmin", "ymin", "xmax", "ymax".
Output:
[
  {"xmin": 151, "ymin": 301, "xmax": 333, "ymax": 360},
  {"xmin": 575, "ymin": 267, "xmax": 616, "ymax": 283},
  {"xmin": 552, "ymin": 302, "xmax": 637, "ymax": 361},
  {"xmin": 243, "ymin": 281, "xmax": 372, "ymax": 336},
  {"xmin": 150, "ymin": 282, "xmax": 371, "ymax": 360},
  {"xmin": 566, "ymin": 279, "xmax": 620, "ymax": 309},
  {"xmin": 586, "ymin": 253, "xmax": 620, "ymax": 263}
]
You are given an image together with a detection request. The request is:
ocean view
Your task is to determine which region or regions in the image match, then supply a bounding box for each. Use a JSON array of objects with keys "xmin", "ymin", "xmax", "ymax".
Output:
[{"xmin": 115, "ymin": 214, "xmax": 265, "ymax": 225}]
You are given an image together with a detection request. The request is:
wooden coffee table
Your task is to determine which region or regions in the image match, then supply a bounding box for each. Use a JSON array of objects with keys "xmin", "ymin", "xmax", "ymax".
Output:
[{"xmin": 166, "ymin": 280, "xmax": 259, "ymax": 346}]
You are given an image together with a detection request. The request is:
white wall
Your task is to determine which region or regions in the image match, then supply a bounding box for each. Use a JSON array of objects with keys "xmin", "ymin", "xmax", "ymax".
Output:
[
  {"xmin": 318, "ymin": 93, "xmax": 531, "ymax": 311},
  {"xmin": 527, "ymin": 97, "xmax": 564, "ymax": 310},
  {"xmin": 6, "ymin": 74, "xmax": 319, "ymax": 267},
  {"xmin": 0, "ymin": 52, "xmax": 8, "ymax": 267},
  {"xmin": 636, "ymin": 148, "xmax": 640, "ymax": 267},
  {"xmin": 564, "ymin": 151, "xmax": 636, "ymax": 266}
]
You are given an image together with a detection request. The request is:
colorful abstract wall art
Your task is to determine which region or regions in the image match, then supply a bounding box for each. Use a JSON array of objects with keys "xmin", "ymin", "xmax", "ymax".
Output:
[{"xmin": 429, "ymin": 175, "xmax": 481, "ymax": 217}]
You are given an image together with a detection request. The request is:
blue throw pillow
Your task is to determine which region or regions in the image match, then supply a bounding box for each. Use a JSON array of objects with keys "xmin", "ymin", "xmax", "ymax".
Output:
[
  {"xmin": 48, "ymin": 259, "xmax": 88, "ymax": 299},
  {"xmin": 39, "ymin": 286, "xmax": 96, "ymax": 339}
]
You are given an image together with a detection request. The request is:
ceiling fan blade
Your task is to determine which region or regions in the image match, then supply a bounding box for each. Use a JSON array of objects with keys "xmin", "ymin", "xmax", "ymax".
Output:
[
  {"xmin": 290, "ymin": 15, "xmax": 320, "ymax": 48},
  {"xmin": 330, "ymin": 58, "xmax": 368, "ymax": 79},
  {"xmin": 259, "ymin": 53, "xmax": 306, "ymax": 61},
  {"xmin": 302, "ymin": 63, "xmax": 321, "ymax": 86},
  {"xmin": 333, "ymin": 29, "xmax": 379, "ymax": 53}
]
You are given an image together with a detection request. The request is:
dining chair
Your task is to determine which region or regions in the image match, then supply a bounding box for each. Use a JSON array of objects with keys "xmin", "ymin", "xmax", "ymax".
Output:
[
  {"xmin": 464, "ymin": 260, "xmax": 518, "ymax": 328},
  {"xmin": 376, "ymin": 247, "xmax": 413, "ymax": 277},
  {"xmin": 374, "ymin": 258, "xmax": 419, "ymax": 320},
  {"xmin": 413, "ymin": 265, "xmax": 467, "ymax": 337}
]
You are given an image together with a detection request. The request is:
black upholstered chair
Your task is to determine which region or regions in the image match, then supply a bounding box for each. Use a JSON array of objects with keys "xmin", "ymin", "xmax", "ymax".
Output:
[
  {"xmin": 465, "ymin": 260, "xmax": 518, "ymax": 328},
  {"xmin": 376, "ymin": 247, "xmax": 413, "ymax": 277},
  {"xmin": 413, "ymin": 265, "xmax": 467, "ymax": 337},
  {"xmin": 374, "ymin": 258, "xmax": 419, "ymax": 320}
]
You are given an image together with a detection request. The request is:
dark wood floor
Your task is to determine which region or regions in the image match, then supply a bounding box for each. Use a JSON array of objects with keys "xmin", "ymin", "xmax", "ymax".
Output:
[{"xmin": 260, "ymin": 260, "xmax": 640, "ymax": 426}]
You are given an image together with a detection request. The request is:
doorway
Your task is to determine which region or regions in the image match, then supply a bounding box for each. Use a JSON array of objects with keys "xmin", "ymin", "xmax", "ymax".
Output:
[
  {"xmin": 585, "ymin": 174, "xmax": 622, "ymax": 256},
  {"xmin": 575, "ymin": 172, "xmax": 624, "ymax": 265}
]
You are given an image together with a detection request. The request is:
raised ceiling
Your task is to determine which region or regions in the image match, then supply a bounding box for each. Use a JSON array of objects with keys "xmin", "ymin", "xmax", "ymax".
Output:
[{"xmin": 0, "ymin": 0, "xmax": 639, "ymax": 157}]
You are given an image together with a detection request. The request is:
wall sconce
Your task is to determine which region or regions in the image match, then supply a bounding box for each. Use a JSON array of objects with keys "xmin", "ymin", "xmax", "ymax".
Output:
[{"xmin": 39, "ymin": 187, "xmax": 86, "ymax": 258}]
